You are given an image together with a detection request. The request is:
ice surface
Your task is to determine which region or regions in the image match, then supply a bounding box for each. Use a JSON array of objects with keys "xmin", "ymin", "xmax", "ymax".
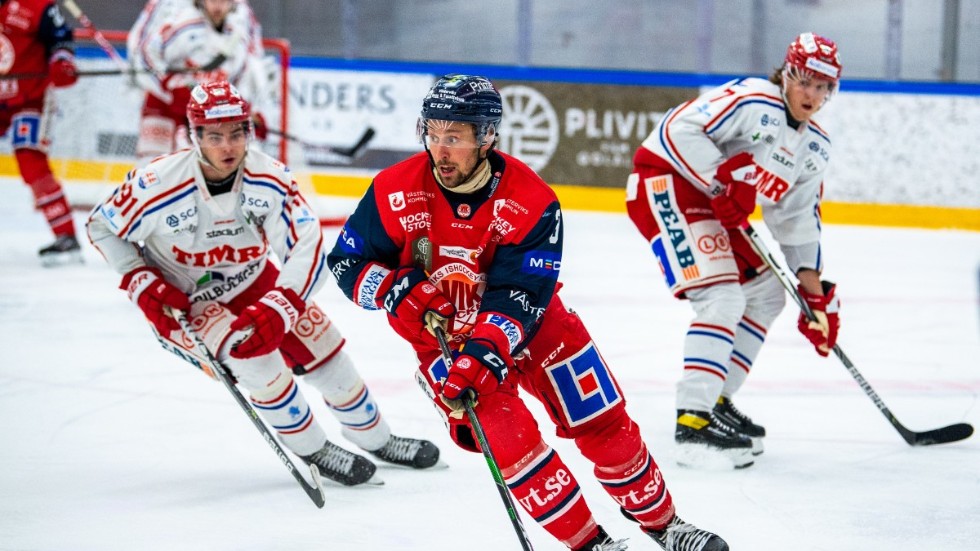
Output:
[{"xmin": 1, "ymin": 180, "xmax": 978, "ymax": 550}]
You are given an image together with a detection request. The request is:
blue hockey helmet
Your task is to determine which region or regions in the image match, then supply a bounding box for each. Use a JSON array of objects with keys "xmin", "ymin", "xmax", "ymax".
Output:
[{"xmin": 418, "ymin": 74, "xmax": 502, "ymax": 147}]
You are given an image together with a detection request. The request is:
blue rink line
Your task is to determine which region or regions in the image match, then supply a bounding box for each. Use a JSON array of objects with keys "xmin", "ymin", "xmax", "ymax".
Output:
[
  {"xmin": 290, "ymin": 56, "xmax": 980, "ymax": 97},
  {"xmin": 75, "ymin": 45, "xmax": 980, "ymax": 97}
]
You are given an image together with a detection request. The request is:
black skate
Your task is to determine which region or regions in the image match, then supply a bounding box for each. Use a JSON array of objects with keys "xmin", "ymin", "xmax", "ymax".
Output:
[
  {"xmin": 675, "ymin": 410, "xmax": 754, "ymax": 469},
  {"xmin": 574, "ymin": 526, "xmax": 628, "ymax": 551},
  {"xmin": 300, "ymin": 440, "xmax": 381, "ymax": 486},
  {"xmin": 646, "ymin": 515, "xmax": 729, "ymax": 551},
  {"xmin": 369, "ymin": 435, "xmax": 441, "ymax": 469},
  {"xmin": 714, "ymin": 396, "xmax": 765, "ymax": 455},
  {"xmin": 38, "ymin": 235, "xmax": 82, "ymax": 267}
]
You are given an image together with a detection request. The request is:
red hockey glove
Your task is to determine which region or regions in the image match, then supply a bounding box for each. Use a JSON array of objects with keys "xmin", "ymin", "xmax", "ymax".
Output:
[
  {"xmin": 710, "ymin": 152, "xmax": 759, "ymax": 229},
  {"xmin": 48, "ymin": 53, "xmax": 78, "ymax": 88},
  {"xmin": 378, "ymin": 268, "xmax": 455, "ymax": 340},
  {"xmin": 251, "ymin": 113, "xmax": 268, "ymax": 141},
  {"xmin": 442, "ymin": 337, "xmax": 509, "ymax": 408},
  {"xmin": 797, "ymin": 281, "xmax": 840, "ymax": 357},
  {"xmin": 229, "ymin": 287, "xmax": 306, "ymax": 359},
  {"xmin": 120, "ymin": 267, "xmax": 190, "ymax": 335}
]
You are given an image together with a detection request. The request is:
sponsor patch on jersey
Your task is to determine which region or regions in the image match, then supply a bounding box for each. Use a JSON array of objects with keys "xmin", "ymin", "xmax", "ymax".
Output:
[
  {"xmin": 399, "ymin": 211, "xmax": 431, "ymax": 232},
  {"xmin": 336, "ymin": 226, "xmax": 364, "ymax": 254},
  {"xmin": 439, "ymin": 245, "xmax": 479, "ymax": 264},
  {"xmin": 483, "ymin": 314, "xmax": 522, "ymax": 349},
  {"xmin": 388, "ymin": 191, "xmax": 406, "ymax": 211},
  {"xmin": 138, "ymin": 170, "xmax": 160, "ymax": 190},
  {"xmin": 546, "ymin": 343, "xmax": 622, "ymax": 427},
  {"xmin": 356, "ymin": 264, "xmax": 389, "ymax": 310},
  {"xmin": 412, "ymin": 237, "xmax": 432, "ymax": 272},
  {"xmin": 522, "ymin": 251, "xmax": 561, "ymax": 277}
]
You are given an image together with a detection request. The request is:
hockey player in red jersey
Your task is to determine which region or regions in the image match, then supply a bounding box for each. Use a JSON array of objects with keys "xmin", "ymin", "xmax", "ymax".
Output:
[
  {"xmin": 87, "ymin": 80, "xmax": 440, "ymax": 488},
  {"xmin": 0, "ymin": 0, "xmax": 80, "ymax": 263},
  {"xmin": 626, "ymin": 33, "xmax": 843, "ymax": 468},
  {"xmin": 328, "ymin": 74, "xmax": 728, "ymax": 551}
]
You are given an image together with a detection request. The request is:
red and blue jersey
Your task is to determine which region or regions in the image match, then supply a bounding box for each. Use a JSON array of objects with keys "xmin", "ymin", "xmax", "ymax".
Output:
[{"xmin": 329, "ymin": 150, "xmax": 563, "ymax": 353}]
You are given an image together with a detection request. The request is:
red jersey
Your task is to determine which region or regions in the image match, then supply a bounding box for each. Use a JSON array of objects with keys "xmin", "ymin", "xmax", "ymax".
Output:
[
  {"xmin": 329, "ymin": 150, "xmax": 564, "ymax": 348},
  {"xmin": 0, "ymin": 0, "xmax": 73, "ymax": 105}
]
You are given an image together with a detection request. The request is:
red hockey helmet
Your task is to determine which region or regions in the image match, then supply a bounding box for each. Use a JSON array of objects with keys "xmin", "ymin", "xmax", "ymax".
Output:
[
  {"xmin": 186, "ymin": 80, "xmax": 251, "ymax": 129},
  {"xmin": 783, "ymin": 32, "xmax": 842, "ymax": 87}
]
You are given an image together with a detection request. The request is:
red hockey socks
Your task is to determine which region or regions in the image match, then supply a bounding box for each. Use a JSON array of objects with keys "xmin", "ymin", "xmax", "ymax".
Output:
[
  {"xmin": 17, "ymin": 150, "xmax": 75, "ymax": 237},
  {"xmin": 502, "ymin": 441, "xmax": 600, "ymax": 549}
]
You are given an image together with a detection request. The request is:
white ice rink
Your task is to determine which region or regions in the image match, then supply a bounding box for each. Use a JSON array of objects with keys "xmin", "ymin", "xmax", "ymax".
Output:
[{"xmin": 1, "ymin": 180, "xmax": 978, "ymax": 551}]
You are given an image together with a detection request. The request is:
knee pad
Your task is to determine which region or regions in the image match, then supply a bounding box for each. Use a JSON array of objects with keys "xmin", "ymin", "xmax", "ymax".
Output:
[
  {"xmin": 11, "ymin": 110, "xmax": 50, "ymax": 152},
  {"xmin": 281, "ymin": 302, "xmax": 345, "ymax": 375},
  {"xmin": 687, "ymin": 281, "xmax": 747, "ymax": 328},
  {"xmin": 742, "ymin": 270, "xmax": 787, "ymax": 325}
]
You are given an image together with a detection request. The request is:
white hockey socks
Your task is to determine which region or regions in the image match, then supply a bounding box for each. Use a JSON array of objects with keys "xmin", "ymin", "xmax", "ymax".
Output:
[{"xmin": 301, "ymin": 350, "xmax": 391, "ymax": 451}]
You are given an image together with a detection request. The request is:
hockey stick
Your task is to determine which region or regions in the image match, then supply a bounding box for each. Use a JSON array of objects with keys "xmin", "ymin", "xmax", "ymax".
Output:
[
  {"xmin": 62, "ymin": 0, "xmax": 128, "ymax": 70},
  {"xmin": 0, "ymin": 57, "xmax": 228, "ymax": 81},
  {"xmin": 741, "ymin": 223, "xmax": 974, "ymax": 446},
  {"xmin": 169, "ymin": 309, "xmax": 327, "ymax": 507},
  {"xmin": 267, "ymin": 127, "xmax": 376, "ymax": 159},
  {"xmin": 434, "ymin": 326, "xmax": 535, "ymax": 551}
]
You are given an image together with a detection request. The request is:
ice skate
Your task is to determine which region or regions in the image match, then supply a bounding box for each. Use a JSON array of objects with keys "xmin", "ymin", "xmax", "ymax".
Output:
[
  {"xmin": 38, "ymin": 235, "xmax": 82, "ymax": 267},
  {"xmin": 713, "ymin": 396, "xmax": 765, "ymax": 455},
  {"xmin": 368, "ymin": 434, "xmax": 443, "ymax": 469},
  {"xmin": 301, "ymin": 440, "xmax": 382, "ymax": 486},
  {"xmin": 574, "ymin": 526, "xmax": 628, "ymax": 551},
  {"xmin": 674, "ymin": 410, "xmax": 754, "ymax": 469},
  {"xmin": 646, "ymin": 515, "xmax": 728, "ymax": 551}
]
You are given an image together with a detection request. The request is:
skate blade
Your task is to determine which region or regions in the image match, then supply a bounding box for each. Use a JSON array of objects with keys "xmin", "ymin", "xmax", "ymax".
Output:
[
  {"xmin": 309, "ymin": 466, "xmax": 385, "ymax": 488},
  {"xmin": 377, "ymin": 458, "xmax": 450, "ymax": 471},
  {"xmin": 363, "ymin": 473, "xmax": 385, "ymax": 486},
  {"xmin": 750, "ymin": 436, "xmax": 765, "ymax": 456},
  {"xmin": 39, "ymin": 250, "xmax": 84, "ymax": 268},
  {"xmin": 675, "ymin": 442, "xmax": 754, "ymax": 470}
]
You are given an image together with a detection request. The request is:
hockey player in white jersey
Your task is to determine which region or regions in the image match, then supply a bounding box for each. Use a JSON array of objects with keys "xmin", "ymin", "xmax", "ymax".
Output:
[
  {"xmin": 86, "ymin": 80, "xmax": 440, "ymax": 486},
  {"xmin": 127, "ymin": 0, "xmax": 270, "ymax": 163},
  {"xmin": 626, "ymin": 32, "xmax": 843, "ymax": 468}
]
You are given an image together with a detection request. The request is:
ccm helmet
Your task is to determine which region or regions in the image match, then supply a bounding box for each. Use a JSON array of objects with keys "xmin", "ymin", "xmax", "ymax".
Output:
[
  {"xmin": 783, "ymin": 32, "xmax": 842, "ymax": 90},
  {"xmin": 418, "ymin": 74, "xmax": 502, "ymax": 147}
]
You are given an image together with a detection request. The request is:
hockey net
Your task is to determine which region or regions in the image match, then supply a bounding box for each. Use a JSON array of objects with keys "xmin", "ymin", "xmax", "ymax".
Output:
[{"xmin": 27, "ymin": 29, "xmax": 290, "ymax": 195}]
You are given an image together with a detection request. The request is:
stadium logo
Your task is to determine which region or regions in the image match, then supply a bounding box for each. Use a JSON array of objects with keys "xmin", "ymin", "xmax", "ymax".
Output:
[{"xmin": 498, "ymin": 85, "xmax": 559, "ymax": 172}]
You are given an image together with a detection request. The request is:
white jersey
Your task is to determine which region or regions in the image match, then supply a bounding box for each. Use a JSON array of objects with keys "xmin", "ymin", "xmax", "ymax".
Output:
[
  {"xmin": 128, "ymin": 0, "xmax": 266, "ymax": 109},
  {"xmin": 86, "ymin": 148, "xmax": 327, "ymax": 305},
  {"xmin": 640, "ymin": 77, "xmax": 831, "ymax": 268}
]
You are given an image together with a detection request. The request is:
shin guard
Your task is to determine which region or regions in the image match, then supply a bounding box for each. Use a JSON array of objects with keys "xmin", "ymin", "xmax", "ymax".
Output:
[
  {"xmin": 17, "ymin": 149, "xmax": 74, "ymax": 236},
  {"xmin": 247, "ymin": 368, "xmax": 326, "ymax": 456},
  {"xmin": 502, "ymin": 441, "xmax": 599, "ymax": 550},
  {"xmin": 301, "ymin": 350, "xmax": 391, "ymax": 451}
]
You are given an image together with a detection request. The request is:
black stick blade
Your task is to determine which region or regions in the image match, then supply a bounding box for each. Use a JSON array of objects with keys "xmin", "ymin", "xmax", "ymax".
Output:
[{"xmin": 910, "ymin": 423, "xmax": 974, "ymax": 446}]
